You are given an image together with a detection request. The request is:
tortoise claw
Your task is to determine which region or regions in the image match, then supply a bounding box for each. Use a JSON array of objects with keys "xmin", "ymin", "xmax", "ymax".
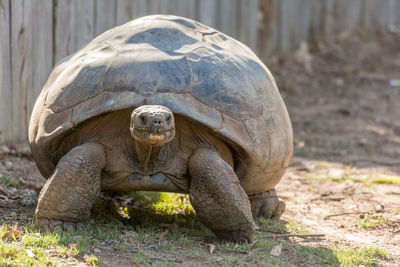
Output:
[
  {"xmin": 36, "ymin": 218, "xmax": 91, "ymax": 234},
  {"xmin": 249, "ymin": 189, "xmax": 286, "ymax": 219}
]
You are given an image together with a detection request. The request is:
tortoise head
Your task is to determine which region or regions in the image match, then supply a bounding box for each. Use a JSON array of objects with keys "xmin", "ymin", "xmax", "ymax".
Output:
[{"xmin": 130, "ymin": 105, "xmax": 175, "ymax": 146}]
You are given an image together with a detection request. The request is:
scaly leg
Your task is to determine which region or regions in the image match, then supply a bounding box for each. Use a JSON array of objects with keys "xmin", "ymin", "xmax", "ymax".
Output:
[
  {"xmin": 188, "ymin": 148, "xmax": 256, "ymax": 242},
  {"xmin": 35, "ymin": 143, "xmax": 106, "ymax": 233}
]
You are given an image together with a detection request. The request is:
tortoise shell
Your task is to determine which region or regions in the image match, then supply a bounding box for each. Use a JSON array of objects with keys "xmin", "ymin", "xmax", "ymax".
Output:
[{"xmin": 29, "ymin": 15, "xmax": 293, "ymax": 194}]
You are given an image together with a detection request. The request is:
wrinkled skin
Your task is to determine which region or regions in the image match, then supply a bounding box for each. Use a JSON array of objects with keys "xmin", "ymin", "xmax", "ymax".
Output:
[{"xmin": 36, "ymin": 105, "xmax": 285, "ymax": 242}]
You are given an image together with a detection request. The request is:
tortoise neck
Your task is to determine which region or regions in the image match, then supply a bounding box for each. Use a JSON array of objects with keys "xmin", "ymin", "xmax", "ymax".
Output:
[{"xmin": 134, "ymin": 141, "xmax": 164, "ymax": 173}]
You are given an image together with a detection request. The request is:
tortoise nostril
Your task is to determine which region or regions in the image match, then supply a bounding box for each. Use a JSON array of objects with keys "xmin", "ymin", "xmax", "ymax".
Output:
[
  {"xmin": 153, "ymin": 120, "xmax": 163, "ymax": 127},
  {"xmin": 139, "ymin": 115, "xmax": 147, "ymax": 125}
]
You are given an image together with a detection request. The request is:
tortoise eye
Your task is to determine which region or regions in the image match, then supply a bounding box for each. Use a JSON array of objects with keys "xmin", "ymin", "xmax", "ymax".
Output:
[
  {"xmin": 139, "ymin": 115, "xmax": 147, "ymax": 125},
  {"xmin": 166, "ymin": 115, "xmax": 171, "ymax": 123}
]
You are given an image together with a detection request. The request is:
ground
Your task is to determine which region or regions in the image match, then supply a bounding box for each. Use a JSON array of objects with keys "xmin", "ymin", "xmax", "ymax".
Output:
[{"xmin": 0, "ymin": 32, "xmax": 399, "ymax": 266}]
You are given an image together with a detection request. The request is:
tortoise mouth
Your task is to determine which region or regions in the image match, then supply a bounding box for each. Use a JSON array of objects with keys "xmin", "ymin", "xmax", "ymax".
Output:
[{"xmin": 131, "ymin": 128, "xmax": 175, "ymax": 146}]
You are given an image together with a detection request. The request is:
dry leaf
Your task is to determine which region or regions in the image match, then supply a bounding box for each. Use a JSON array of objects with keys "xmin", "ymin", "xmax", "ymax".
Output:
[
  {"xmin": 1, "ymin": 229, "xmax": 22, "ymax": 241},
  {"xmin": 208, "ymin": 243, "xmax": 215, "ymax": 254},
  {"xmin": 156, "ymin": 230, "xmax": 169, "ymax": 240},
  {"xmin": 0, "ymin": 251, "xmax": 15, "ymax": 258},
  {"xmin": 270, "ymin": 243, "xmax": 282, "ymax": 257}
]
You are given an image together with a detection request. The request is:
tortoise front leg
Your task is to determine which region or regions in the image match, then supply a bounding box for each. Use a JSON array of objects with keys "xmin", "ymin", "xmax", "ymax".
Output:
[
  {"xmin": 248, "ymin": 189, "xmax": 286, "ymax": 219},
  {"xmin": 35, "ymin": 143, "xmax": 106, "ymax": 233},
  {"xmin": 188, "ymin": 148, "xmax": 256, "ymax": 242}
]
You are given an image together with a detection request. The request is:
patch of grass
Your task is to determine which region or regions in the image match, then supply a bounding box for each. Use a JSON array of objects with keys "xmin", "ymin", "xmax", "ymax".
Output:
[
  {"xmin": 356, "ymin": 216, "xmax": 388, "ymax": 229},
  {"xmin": 151, "ymin": 193, "xmax": 194, "ymax": 215},
  {"xmin": 0, "ymin": 175, "xmax": 21, "ymax": 187},
  {"xmin": 286, "ymin": 221, "xmax": 309, "ymax": 234},
  {"xmin": 152, "ymin": 260, "xmax": 177, "ymax": 267},
  {"xmin": 294, "ymin": 245, "xmax": 338, "ymax": 265},
  {"xmin": 294, "ymin": 148, "xmax": 308, "ymax": 156},
  {"xmin": 333, "ymin": 246, "xmax": 387, "ymax": 266},
  {"xmin": 215, "ymin": 240, "xmax": 253, "ymax": 253},
  {"xmin": 258, "ymin": 217, "xmax": 287, "ymax": 233},
  {"xmin": 0, "ymin": 223, "xmax": 87, "ymax": 266},
  {"xmin": 316, "ymin": 161, "xmax": 330, "ymax": 170},
  {"xmin": 131, "ymin": 249, "xmax": 151, "ymax": 264},
  {"xmin": 22, "ymin": 231, "xmax": 60, "ymax": 247},
  {"xmin": 154, "ymin": 241, "xmax": 174, "ymax": 251},
  {"xmin": 246, "ymin": 242, "xmax": 288, "ymax": 266},
  {"xmin": 84, "ymin": 254, "xmax": 100, "ymax": 266},
  {"xmin": 187, "ymin": 250, "xmax": 209, "ymax": 259},
  {"xmin": 258, "ymin": 218, "xmax": 309, "ymax": 235}
]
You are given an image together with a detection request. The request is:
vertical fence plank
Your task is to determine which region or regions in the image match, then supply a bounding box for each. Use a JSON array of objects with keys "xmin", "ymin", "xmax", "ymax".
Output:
[
  {"xmin": 257, "ymin": 0, "xmax": 279, "ymax": 60},
  {"xmin": 10, "ymin": 0, "xmax": 34, "ymax": 142},
  {"xmin": 279, "ymin": 0, "xmax": 312, "ymax": 52},
  {"xmin": 133, "ymin": 0, "xmax": 149, "ymax": 18},
  {"xmin": 73, "ymin": 0, "xmax": 96, "ymax": 49},
  {"xmin": 362, "ymin": 0, "xmax": 387, "ymax": 32},
  {"xmin": 336, "ymin": 0, "xmax": 362, "ymax": 35},
  {"xmin": 147, "ymin": 0, "xmax": 161, "ymax": 14},
  {"xmin": 95, "ymin": 0, "xmax": 116, "ymax": 35},
  {"xmin": 323, "ymin": 0, "xmax": 362, "ymax": 42},
  {"xmin": 0, "ymin": 0, "xmax": 11, "ymax": 142},
  {"xmin": 218, "ymin": 0, "xmax": 239, "ymax": 39},
  {"xmin": 237, "ymin": 0, "xmax": 260, "ymax": 52},
  {"xmin": 197, "ymin": 0, "xmax": 217, "ymax": 27},
  {"xmin": 55, "ymin": 0, "xmax": 95, "ymax": 63},
  {"xmin": 29, "ymin": 0, "xmax": 53, "ymax": 129},
  {"xmin": 115, "ymin": 0, "xmax": 132, "ymax": 25},
  {"xmin": 384, "ymin": 0, "xmax": 400, "ymax": 30},
  {"xmin": 54, "ymin": 0, "xmax": 72, "ymax": 63},
  {"xmin": 163, "ymin": 0, "xmax": 196, "ymax": 19},
  {"xmin": 308, "ymin": 0, "xmax": 324, "ymax": 44}
]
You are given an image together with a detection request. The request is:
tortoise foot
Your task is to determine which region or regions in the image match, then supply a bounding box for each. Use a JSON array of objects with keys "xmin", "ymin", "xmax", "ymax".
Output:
[
  {"xmin": 36, "ymin": 217, "xmax": 91, "ymax": 234},
  {"xmin": 249, "ymin": 189, "xmax": 285, "ymax": 219},
  {"xmin": 214, "ymin": 229, "xmax": 254, "ymax": 243},
  {"xmin": 188, "ymin": 148, "xmax": 255, "ymax": 243}
]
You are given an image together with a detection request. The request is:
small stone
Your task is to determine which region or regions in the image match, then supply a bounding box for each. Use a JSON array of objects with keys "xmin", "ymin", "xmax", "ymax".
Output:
[
  {"xmin": 26, "ymin": 249, "xmax": 35, "ymax": 258},
  {"xmin": 53, "ymin": 225, "xmax": 63, "ymax": 235},
  {"xmin": 49, "ymin": 220, "xmax": 62, "ymax": 228},
  {"xmin": 375, "ymin": 204, "xmax": 384, "ymax": 213},
  {"xmin": 5, "ymin": 161, "xmax": 13, "ymax": 169},
  {"xmin": 63, "ymin": 222, "xmax": 76, "ymax": 232},
  {"xmin": 1, "ymin": 145, "xmax": 10, "ymax": 153},
  {"xmin": 93, "ymin": 248, "xmax": 101, "ymax": 253},
  {"xmin": 359, "ymin": 214, "xmax": 365, "ymax": 219}
]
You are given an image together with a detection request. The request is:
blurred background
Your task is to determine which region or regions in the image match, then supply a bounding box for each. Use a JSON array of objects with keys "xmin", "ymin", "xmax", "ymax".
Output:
[{"xmin": 0, "ymin": 0, "xmax": 399, "ymax": 143}]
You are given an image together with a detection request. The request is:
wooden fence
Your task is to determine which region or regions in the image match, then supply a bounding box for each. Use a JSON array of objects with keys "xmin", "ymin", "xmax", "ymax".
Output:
[{"xmin": 0, "ymin": 0, "xmax": 399, "ymax": 144}]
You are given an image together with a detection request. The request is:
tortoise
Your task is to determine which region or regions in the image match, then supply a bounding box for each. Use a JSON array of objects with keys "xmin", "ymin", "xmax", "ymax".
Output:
[{"xmin": 29, "ymin": 15, "xmax": 293, "ymax": 242}]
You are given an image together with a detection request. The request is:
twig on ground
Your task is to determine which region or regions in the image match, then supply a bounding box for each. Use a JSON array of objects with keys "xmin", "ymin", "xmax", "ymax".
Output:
[
  {"xmin": 310, "ymin": 197, "xmax": 345, "ymax": 202},
  {"xmin": 263, "ymin": 233, "xmax": 325, "ymax": 238},
  {"xmin": 247, "ymin": 247, "xmax": 262, "ymax": 256},
  {"xmin": 324, "ymin": 212, "xmax": 363, "ymax": 219}
]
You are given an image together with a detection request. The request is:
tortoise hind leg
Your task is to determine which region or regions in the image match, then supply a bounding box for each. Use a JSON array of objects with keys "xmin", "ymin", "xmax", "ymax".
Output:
[
  {"xmin": 248, "ymin": 189, "xmax": 286, "ymax": 219},
  {"xmin": 35, "ymin": 143, "xmax": 106, "ymax": 233},
  {"xmin": 188, "ymin": 148, "xmax": 256, "ymax": 242}
]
